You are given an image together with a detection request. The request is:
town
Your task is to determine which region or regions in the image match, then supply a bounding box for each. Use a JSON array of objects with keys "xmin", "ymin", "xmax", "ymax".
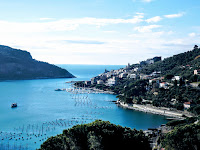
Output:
[{"xmin": 79, "ymin": 53, "xmax": 200, "ymax": 113}]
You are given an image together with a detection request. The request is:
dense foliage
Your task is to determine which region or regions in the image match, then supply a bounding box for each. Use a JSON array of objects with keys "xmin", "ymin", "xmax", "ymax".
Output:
[
  {"xmin": 148, "ymin": 86, "xmax": 200, "ymax": 109},
  {"xmin": 116, "ymin": 79, "xmax": 148, "ymax": 103},
  {"xmin": 161, "ymin": 123, "xmax": 200, "ymax": 150},
  {"xmin": 39, "ymin": 120, "xmax": 150, "ymax": 150}
]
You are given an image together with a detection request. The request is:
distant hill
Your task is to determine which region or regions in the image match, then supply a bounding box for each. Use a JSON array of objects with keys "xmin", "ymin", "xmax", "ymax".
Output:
[{"xmin": 0, "ymin": 45, "xmax": 75, "ymax": 80}]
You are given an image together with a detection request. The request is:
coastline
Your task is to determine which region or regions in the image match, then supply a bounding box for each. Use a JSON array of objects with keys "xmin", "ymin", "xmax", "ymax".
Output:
[
  {"xmin": 71, "ymin": 85, "xmax": 115, "ymax": 95},
  {"xmin": 117, "ymin": 100, "xmax": 194, "ymax": 119},
  {"xmin": 72, "ymin": 83, "xmax": 194, "ymax": 119}
]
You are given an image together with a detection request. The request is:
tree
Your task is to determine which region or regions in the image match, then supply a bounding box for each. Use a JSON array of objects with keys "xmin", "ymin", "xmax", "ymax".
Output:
[
  {"xmin": 165, "ymin": 74, "xmax": 174, "ymax": 80},
  {"xmin": 162, "ymin": 123, "xmax": 200, "ymax": 150},
  {"xmin": 39, "ymin": 120, "xmax": 151, "ymax": 150}
]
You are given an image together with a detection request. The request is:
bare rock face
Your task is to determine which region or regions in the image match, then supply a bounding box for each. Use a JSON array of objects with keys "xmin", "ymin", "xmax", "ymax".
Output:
[{"xmin": 0, "ymin": 45, "xmax": 75, "ymax": 80}]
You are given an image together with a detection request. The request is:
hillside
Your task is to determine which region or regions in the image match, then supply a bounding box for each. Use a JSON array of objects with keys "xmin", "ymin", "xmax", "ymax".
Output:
[
  {"xmin": 76, "ymin": 45, "xmax": 200, "ymax": 114},
  {"xmin": 140, "ymin": 45, "xmax": 200, "ymax": 79},
  {"xmin": 0, "ymin": 45, "xmax": 75, "ymax": 80}
]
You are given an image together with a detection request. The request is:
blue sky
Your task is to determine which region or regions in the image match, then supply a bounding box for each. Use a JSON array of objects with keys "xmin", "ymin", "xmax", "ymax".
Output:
[{"xmin": 0, "ymin": 0, "xmax": 199, "ymax": 65}]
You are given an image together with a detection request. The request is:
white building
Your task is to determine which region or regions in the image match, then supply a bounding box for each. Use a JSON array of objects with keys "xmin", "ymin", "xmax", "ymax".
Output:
[
  {"xmin": 128, "ymin": 74, "xmax": 137, "ymax": 79},
  {"xmin": 172, "ymin": 76, "xmax": 180, "ymax": 81},
  {"xmin": 119, "ymin": 73, "xmax": 128, "ymax": 78},
  {"xmin": 97, "ymin": 80, "xmax": 104, "ymax": 84},
  {"xmin": 194, "ymin": 69, "xmax": 200, "ymax": 75},
  {"xmin": 134, "ymin": 68, "xmax": 138, "ymax": 72},
  {"xmin": 159, "ymin": 82, "xmax": 168, "ymax": 89},
  {"xmin": 184, "ymin": 102, "xmax": 191, "ymax": 109},
  {"xmin": 146, "ymin": 59, "xmax": 154, "ymax": 64},
  {"xmin": 85, "ymin": 81, "xmax": 91, "ymax": 86},
  {"xmin": 107, "ymin": 78, "xmax": 117, "ymax": 86}
]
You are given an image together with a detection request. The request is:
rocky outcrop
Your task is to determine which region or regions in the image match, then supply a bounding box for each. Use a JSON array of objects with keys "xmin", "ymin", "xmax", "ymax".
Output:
[{"xmin": 0, "ymin": 45, "xmax": 75, "ymax": 80}]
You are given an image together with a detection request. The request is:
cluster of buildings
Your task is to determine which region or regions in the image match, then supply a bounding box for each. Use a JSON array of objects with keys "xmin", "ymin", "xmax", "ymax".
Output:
[
  {"xmin": 85, "ymin": 63, "xmax": 136, "ymax": 87},
  {"xmin": 83, "ymin": 56, "xmax": 199, "ymax": 110},
  {"xmin": 84, "ymin": 56, "xmax": 162, "ymax": 87}
]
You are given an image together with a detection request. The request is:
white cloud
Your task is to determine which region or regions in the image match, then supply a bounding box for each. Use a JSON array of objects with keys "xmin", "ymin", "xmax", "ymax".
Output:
[
  {"xmin": 134, "ymin": 25, "xmax": 161, "ymax": 33},
  {"xmin": 167, "ymin": 31, "xmax": 174, "ymax": 35},
  {"xmin": 0, "ymin": 15, "xmax": 144, "ymax": 33},
  {"xmin": 103, "ymin": 30, "xmax": 117, "ymax": 33},
  {"xmin": 39, "ymin": 18, "xmax": 54, "ymax": 21},
  {"xmin": 132, "ymin": 0, "xmax": 153, "ymax": 3},
  {"xmin": 146, "ymin": 16, "xmax": 162, "ymax": 23},
  {"xmin": 136, "ymin": 12, "xmax": 145, "ymax": 15},
  {"xmin": 0, "ymin": 13, "xmax": 196, "ymax": 65},
  {"xmin": 164, "ymin": 12, "xmax": 184, "ymax": 18},
  {"xmin": 142, "ymin": 0, "xmax": 153, "ymax": 2},
  {"xmin": 189, "ymin": 33, "xmax": 196, "ymax": 37},
  {"xmin": 0, "ymin": 20, "xmax": 79, "ymax": 32}
]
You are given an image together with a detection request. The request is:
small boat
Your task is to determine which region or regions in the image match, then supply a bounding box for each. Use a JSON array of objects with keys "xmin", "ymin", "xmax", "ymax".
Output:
[
  {"xmin": 55, "ymin": 89, "xmax": 62, "ymax": 91},
  {"xmin": 11, "ymin": 103, "xmax": 17, "ymax": 108}
]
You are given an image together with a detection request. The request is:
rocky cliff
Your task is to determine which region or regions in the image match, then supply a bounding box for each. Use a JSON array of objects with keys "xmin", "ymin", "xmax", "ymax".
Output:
[{"xmin": 0, "ymin": 45, "xmax": 75, "ymax": 80}]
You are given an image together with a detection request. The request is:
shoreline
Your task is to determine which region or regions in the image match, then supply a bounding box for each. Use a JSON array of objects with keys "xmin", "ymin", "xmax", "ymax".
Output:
[
  {"xmin": 69, "ymin": 85, "xmax": 115, "ymax": 95},
  {"xmin": 70, "ymin": 83, "xmax": 194, "ymax": 119},
  {"xmin": 117, "ymin": 100, "xmax": 194, "ymax": 119}
]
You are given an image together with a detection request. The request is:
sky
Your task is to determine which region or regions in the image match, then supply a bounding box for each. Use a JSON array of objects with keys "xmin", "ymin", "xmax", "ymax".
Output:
[{"xmin": 0, "ymin": 0, "xmax": 200, "ymax": 65}]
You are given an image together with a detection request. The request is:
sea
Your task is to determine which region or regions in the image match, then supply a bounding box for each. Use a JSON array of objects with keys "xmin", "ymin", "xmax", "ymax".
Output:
[{"xmin": 0, "ymin": 64, "xmax": 168, "ymax": 150}]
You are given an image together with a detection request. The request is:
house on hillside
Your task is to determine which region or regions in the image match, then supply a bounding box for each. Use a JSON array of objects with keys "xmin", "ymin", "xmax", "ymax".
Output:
[
  {"xmin": 184, "ymin": 101, "xmax": 195, "ymax": 109},
  {"xmin": 106, "ymin": 77, "xmax": 117, "ymax": 86},
  {"xmin": 172, "ymin": 76, "xmax": 180, "ymax": 81},
  {"xmin": 128, "ymin": 73, "xmax": 137, "ymax": 79},
  {"xmin": 134, "ymin": 67, "xmax": 138, "ymax": 72},
  {"xmin": 119, "ymin": 73, "xmax": 128, "ymax": 78},
  {"xmin": 183, "ymin": 102, "xmax": 191, "ymax": 109},
  {"xmin": 146, "ymin": 59, "xmax": 154, "ymax": 64},
  {"xmin": 85, "ymin": 81, "xmax": 91, "ymax": 86},
  {"xmin": 159, "ymin": 82, "xmax": 168, "ymax": 89},
  {"xmin": 194, "ymin": 69, "xmax": 200, "ymax": 75},
  {"xmin": 140, "ymin": 74, "xmax": 151, "ymax": 80},
  {"xmin": 140, "ymin": 56, "xmax": 161, "ymax": 65},
  {"xmin": 97, "ymin": 80, "xmax": 104, "ymax": 85}
]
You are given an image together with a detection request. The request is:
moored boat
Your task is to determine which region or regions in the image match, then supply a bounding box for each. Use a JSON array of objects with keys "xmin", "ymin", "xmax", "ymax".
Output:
[
  {"xmin": 11, "ymin": 103, "xmax": 17, "ymax": 108},
  {"xmin": 55, "ymin": 88, "xmax": 62, "ymax": 91}
]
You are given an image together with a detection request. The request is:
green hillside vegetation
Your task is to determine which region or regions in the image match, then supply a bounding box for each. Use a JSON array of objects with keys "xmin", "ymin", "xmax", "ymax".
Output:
[
  {"xmin": 140, "ymin": 45, "xmax": 200, "ymax": 80},
  {"xmin": 112, "ymin": 46, "xmax": 200, "ymax": 114},
  {"xmin": 161, "ymin": 122, "xmax": 200, "ymax": 150},
  {"xmin": 39, "ymin": 120, "xmax": 150, "ymax": 150}
]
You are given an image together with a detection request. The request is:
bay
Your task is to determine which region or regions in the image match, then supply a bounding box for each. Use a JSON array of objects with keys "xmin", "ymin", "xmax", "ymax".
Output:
[{"xmin": 0, "ymin": 64, "xmax": 168, "ymax": 150}]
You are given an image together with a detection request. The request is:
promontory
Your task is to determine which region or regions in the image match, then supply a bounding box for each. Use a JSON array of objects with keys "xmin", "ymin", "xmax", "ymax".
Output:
[{"xmin": 0, "ymin": 45, "xmax": 75, "ymax": 80}]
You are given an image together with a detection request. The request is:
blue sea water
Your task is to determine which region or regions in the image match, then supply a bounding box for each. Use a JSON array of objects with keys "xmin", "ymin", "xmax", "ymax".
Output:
[{"xmin": 0, "ymin": 64, "xmax": 168, "ymax": 150}]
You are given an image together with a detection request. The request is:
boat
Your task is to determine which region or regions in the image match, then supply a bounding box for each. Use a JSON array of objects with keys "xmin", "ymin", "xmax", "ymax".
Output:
[
  {"xmin": 55, "ymin": 89, "xmax": 62, "ymax": 91},
  {"xmin": 11, "ymin": 103, "xmax": 17, "ymax": 108}
]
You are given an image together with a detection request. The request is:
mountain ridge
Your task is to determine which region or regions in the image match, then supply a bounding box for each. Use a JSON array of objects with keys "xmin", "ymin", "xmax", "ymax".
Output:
[{"xmin": 0, "ymin": 45, "xmax": 75, "ymax": 80}]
